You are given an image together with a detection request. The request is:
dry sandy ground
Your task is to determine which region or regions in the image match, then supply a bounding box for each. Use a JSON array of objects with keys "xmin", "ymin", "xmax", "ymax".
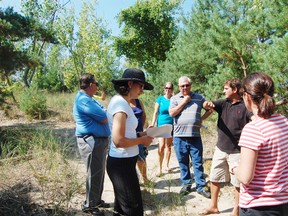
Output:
[
  {"xmin": 0, "ymin": 114, "xmax": 235, "ymax": 216},
  {"xmin": 71, "ymin": 138, "xmax": 236, "ymax": 216}
]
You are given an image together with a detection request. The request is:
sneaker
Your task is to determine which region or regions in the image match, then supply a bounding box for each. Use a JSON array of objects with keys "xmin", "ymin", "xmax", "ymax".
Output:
[
  {"xmin": 97, "ymin": 200, "xmax": 110, "ymax": 208},
  {"xmin": 197, "ymin": 189, "xmax": 211, "ymax": 199},
  {"xmin": 179, "ymin": 185, "xmax": 191, "ymax": 196},
  {"xmin": 82, "ymin": 207, "xmax": 104, "ymax": 216}
]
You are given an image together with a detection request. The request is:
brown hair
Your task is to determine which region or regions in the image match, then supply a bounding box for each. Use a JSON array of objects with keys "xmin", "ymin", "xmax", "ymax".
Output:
[
  {"xmin": 224, "ymin": 78, "xmax": 241, "ymax": 94},
  {"xmin": 165, "ymin": 82, "xmax": 174, "ymax": 89},
  {"xmin": 242, "ymin": 72, "xmax": 275, "ymax": 118},
  {"xmin": 113, "ymin": 81, "xmax": 130, "ymax": 96},
  {"xmin": 80, "ymin": 73, "xmax": 98, "ymax": 89}
]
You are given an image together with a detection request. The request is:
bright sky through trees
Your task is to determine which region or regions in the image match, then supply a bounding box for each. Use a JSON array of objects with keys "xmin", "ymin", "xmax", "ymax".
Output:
[{"xmin": 0, "ymin": 0, "xmax": 193, "ymax": 36}]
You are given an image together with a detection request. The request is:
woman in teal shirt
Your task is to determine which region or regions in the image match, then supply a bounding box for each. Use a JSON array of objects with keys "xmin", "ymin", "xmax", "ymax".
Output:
[{"xmin": 150, "ymin": 82, "xmax": 174, "ymax": 177}]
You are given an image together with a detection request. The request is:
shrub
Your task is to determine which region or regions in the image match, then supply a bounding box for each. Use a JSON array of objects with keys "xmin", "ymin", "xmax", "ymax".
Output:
[{"xmin": 19, "ymin": 86, "xmax": 48, "ymax": 120}]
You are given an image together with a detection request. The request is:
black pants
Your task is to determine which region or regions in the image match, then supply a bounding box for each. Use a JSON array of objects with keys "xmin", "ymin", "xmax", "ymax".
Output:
[
  {"xmin": 107, "ymin": 155, "xmax": 143, "ymax": 216},
  {"xmin": 240, "ymin": 203, "xmax": 288, "ymax": 216}
]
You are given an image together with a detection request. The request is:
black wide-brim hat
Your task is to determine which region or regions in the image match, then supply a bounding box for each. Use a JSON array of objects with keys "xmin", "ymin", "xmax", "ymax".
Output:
[{"xmin": 112, "ymin": 68, "xmax": 154, "ymax": 90}]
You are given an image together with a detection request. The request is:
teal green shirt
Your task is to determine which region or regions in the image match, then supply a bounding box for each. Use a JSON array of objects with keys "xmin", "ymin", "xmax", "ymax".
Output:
[{"xmin": 156, "ymin": 95, "xmax": 173, "ymax": 126}]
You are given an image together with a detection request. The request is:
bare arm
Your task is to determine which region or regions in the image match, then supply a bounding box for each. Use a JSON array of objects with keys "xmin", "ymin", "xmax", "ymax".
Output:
[
  {"xmin": 169, "ymin": 95, "xmax": 191, "ymax": 117},
  {"xmin": 236, "ymin": 147, "xmax": 258, "ymax": 184},
  {"xmin": 201, "ymin": 109, "xmax": 214, "ymax": 121},
  {"xmin": 112, "ymin": 112, "xmax": 153, "ymax": 148},
  {"xmin": 100, "ymin": 91, "xmax": 106, "ymax": 100},
  {"xmin": 139, "ymin": 100, "xmax": 146, "ymax": 127},
  {"xmin": 150, "ymin": 102, "xmax": 159, "ymax": 127}
]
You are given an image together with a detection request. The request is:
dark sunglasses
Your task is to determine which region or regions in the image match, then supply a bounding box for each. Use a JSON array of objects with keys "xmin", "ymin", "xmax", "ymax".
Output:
[
  {"xmin": 180, "ymin": 84, "xmax": 191, "ymax": 88},
  {"xmin": 90, "ymin": 82, "xmax": 98, "ymax": 87},
  {"xmin": 164, "ymin": 87, "xmax": 173, "ymax": 90},
  {"xmin": 135, "ymin": 82, "xmax": 145, "ymax": 90}
]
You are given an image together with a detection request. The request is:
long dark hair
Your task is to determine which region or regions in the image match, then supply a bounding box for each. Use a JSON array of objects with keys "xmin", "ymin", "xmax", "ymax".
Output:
[{"xmin": 242, "ymin": 72, "xmax": 275, "ymax": 118}]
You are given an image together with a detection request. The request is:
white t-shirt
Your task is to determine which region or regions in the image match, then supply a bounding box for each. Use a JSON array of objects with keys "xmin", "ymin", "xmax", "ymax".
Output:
[{"xmin": 107, "ymin": 95, "xmax": 139, "ymax": 158}]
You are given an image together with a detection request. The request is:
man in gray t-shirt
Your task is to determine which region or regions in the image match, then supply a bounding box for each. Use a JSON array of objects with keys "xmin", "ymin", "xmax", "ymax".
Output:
[{"xmin": 169, "ymin": 76, "xmax": 214, "ymax": 198}]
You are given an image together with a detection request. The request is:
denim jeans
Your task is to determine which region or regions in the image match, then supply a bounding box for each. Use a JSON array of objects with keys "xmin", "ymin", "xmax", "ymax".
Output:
[{"xmin": 173, "ymin": 136, "xmax": 206, "ymax": 192}]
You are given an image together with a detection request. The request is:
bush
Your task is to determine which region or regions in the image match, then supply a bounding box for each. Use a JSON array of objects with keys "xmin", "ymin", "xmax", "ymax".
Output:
[{"xmin": 19, "ymin": 86, "xmax": 48, "ymax": 120}]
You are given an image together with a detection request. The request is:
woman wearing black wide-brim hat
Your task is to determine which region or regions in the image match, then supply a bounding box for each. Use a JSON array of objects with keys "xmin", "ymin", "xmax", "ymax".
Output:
[{"xmin": 106, "ymin": 68, "xmax": 154, "ymax": 216}]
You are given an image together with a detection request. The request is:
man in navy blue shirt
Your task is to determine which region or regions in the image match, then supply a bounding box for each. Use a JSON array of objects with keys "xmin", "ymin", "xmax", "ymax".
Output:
[{"xmin": 73, "ymin": 73, "xmax": 111, "ymax": 216}]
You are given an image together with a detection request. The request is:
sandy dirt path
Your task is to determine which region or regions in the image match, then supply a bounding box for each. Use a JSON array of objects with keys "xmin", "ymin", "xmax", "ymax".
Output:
[{"xmin": 72, "ymin": 139, "xmax": 235, "ymax": 216}]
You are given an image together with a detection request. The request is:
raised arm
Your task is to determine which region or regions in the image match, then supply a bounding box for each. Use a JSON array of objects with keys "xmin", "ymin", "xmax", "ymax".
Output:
[
  {"xmin": 203, "ymin": 101, "xmax": 215, "ymax": 110},
  {"xmin": 169, "ymin": 95, "xmax": 191, "ymax": 117},
  {"xmin": 201, "ymin": 109, "xmax": 214, "ymax": 121}
]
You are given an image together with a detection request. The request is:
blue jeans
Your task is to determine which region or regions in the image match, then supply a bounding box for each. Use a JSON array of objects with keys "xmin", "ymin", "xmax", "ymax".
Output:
[
  {"xmin": 137, "ymin": 144, "xmax": 148, "ymax": 161},
  {"xmin": 173, "ymin": 137, "xmax": 206, "ymax": 192}
]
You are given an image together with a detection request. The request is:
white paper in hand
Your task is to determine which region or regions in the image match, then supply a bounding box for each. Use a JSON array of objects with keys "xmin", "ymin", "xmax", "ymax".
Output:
[{"xmin": 146, "ymin": 124, "xmax": 173, "ymax": 138}]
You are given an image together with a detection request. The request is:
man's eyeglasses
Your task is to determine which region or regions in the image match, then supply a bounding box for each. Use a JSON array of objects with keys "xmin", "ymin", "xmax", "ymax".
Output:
[
  {"xmin": 90, "ymin": 82, "xmax": 98, "ymax": 87},
  {"xmin": 164, "ymin": 87, "xmax": 173, "ymax": 90},
  {"xmin": 180, "ymin": 84, "xmax": 191, "ymax": 88}
]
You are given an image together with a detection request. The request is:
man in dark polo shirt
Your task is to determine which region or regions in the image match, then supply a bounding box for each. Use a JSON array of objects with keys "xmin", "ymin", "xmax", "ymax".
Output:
[{"xmin": 200, "ymin": 78, "xmax": 253, "ymax": 216}]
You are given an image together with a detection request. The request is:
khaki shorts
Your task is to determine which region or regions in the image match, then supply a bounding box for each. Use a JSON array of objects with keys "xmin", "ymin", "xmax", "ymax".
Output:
[{"xmin": 209, "ymin": 146, "xmax": 240, "ymax": 187}]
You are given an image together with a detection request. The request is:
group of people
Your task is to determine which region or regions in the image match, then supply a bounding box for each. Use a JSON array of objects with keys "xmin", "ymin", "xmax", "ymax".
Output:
[{"xmin": 73, "ymin": 69, "xmax": 288, "ymax": 216}]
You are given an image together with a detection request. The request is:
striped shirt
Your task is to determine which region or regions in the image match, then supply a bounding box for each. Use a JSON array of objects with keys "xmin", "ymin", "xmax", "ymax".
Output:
[
  {"xmin": 170, "ymin": 92, "xmax": 205, "ymax": 137},
  {"xmin": 238, "ymin": 114, "xmax": 288, "ymax": 208}
]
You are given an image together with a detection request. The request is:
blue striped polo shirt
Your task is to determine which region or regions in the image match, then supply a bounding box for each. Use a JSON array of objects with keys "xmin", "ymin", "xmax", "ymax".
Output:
[{"xmin": 169, "ymin": 92, "xmax": 205, "ymax": 137}]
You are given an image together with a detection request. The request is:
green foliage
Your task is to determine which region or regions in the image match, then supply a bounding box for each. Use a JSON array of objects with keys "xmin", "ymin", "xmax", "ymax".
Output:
[
  {"xmin": 0, "ymin": 83, "xmax": 12, "ymax": 106},
  {"xmin": 0, "ymin": 4, "xmax": 58, "ymax": 106},
  {"xmin": 0, "ymin": 127, "xmax": 54, "ymax": 158},
  {"xmin": 55, "ymin": 0, "xmax": 119, "ymax": 93},
  {"xmin": 0, "ymin": 7, "xmax": 38, "ymax": 75},
  {"xmin": 159, "ymin": 0, "xmax": 288, "ymax": 103},
  {"xmin": 34, "ymin": 46, "xmax": 68, "ymax": 92},
  {"xmin": 46, "ymin": 92, "xmax": 75, "ymax": 121},
  {"xmin": 0, "ymin": 127, "xmax": 32, "ymax": 158},
  {"xmin": 114, "ymin": 0, "xmax": 181, "ymax": 73},
  {"xmin": 19, "ymin": 0, "xmax": 60, "ymax": 87},
  {"xmin": 19, "ymin": 86, "xmax": 48, "ymax": 119}
]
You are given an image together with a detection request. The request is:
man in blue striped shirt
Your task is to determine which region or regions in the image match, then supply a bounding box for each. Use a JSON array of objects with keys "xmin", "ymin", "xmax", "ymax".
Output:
[{"xmin": 169, "ymin": 76, "xmax": 214, "ymax": 199}]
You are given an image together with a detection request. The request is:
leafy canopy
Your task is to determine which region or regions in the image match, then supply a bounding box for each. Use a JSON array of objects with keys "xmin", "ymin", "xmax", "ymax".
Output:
[{"xmin": 114, "ymin": 0, "xmax": 181, "ymax": 73}]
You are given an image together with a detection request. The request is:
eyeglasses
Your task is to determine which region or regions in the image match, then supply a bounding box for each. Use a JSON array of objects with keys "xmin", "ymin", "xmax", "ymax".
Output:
[
  {"xmin": 90, "ymin": 82, "xmax": 98, "ymax": 87},
  {"xmin": 179, "ymin": 84, "xmax": 191, "ymax": 88},
  {"xmin": 136, "ymin": 82, "xmax": 145, "ymax": 90},
  {"xmin": 164, "ymin": 87, "xmax": 173, "ymax": 90}
]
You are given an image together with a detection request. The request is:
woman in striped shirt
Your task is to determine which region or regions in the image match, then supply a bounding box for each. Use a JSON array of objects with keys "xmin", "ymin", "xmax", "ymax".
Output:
[{"xmin": 234, "ymin": 72, "xmax": 288, "ymax": 216}]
